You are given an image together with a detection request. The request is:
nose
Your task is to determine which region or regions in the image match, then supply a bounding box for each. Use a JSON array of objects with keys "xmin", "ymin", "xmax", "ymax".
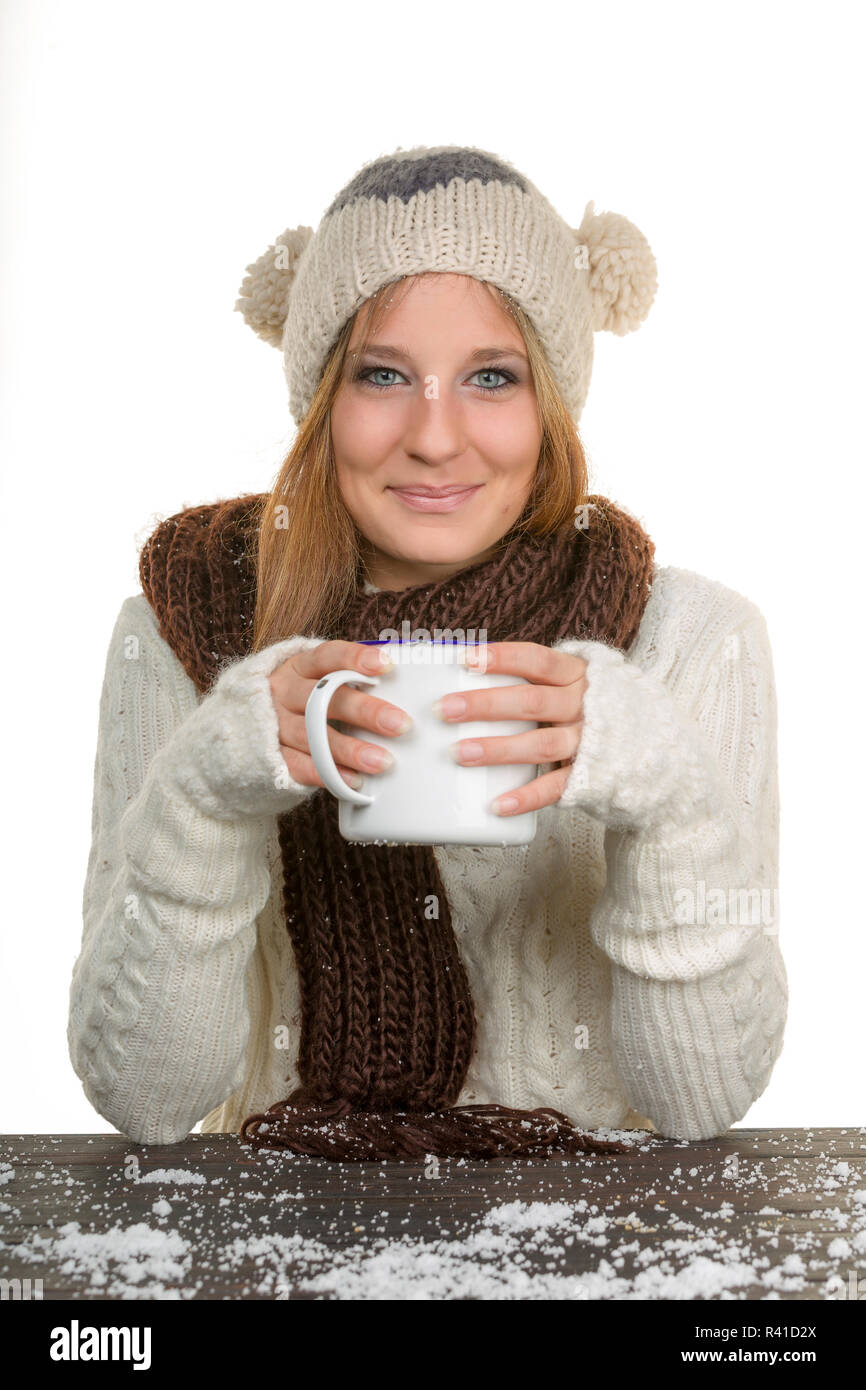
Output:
[{"xmin": 399, "ymin": 382, "xmax": 467, "ymax": 464}]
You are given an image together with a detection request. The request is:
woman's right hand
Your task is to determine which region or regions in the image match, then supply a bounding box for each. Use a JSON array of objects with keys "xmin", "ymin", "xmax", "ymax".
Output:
[{"xmin": 267, "ymin": 641, "xmax": 411, "ymax": 790}]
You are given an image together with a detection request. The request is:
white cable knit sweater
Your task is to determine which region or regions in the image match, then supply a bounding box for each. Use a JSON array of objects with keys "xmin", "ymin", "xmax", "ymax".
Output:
[{"xmin": 67, "ymin": 562, "xmax": 788, "ymax": 1145}]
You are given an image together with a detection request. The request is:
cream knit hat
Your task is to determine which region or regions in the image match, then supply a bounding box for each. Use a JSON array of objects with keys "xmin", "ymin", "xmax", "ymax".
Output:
[{"xmin": 234, "ymin": 144, "xmax": 657, "ymax": 426}]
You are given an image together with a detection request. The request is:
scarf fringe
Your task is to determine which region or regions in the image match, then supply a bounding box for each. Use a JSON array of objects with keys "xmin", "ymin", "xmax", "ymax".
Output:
[{"xmin": 239, "ymin": 1092, "xmax": 641, "ymax": 1161}]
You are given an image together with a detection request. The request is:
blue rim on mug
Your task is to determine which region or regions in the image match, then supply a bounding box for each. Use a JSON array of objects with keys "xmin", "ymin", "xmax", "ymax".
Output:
[{"xmin": 358, "ymin": 639, "xmax": 483, "ymax": 645}]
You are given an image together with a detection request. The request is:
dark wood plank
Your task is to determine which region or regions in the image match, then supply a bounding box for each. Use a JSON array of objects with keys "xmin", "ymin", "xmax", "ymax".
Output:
[{"xmin": 1, "ymin": 1130, "xmax": 864, "ymax": 1300}]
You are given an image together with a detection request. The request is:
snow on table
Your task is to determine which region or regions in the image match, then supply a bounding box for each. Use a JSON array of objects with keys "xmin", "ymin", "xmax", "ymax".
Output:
[{"xmin": 1, "ymin": 1130, "xmax": 864, "ymax": 1301}]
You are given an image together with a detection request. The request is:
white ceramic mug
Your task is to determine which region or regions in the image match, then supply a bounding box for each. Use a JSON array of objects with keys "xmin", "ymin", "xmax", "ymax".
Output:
[{"xmin": 304, "ymin": 640, "xmax": 539, "ymax": 846}]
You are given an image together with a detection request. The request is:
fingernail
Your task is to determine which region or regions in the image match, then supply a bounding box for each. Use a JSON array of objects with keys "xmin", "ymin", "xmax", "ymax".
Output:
[
  {"xmin": 359, "ymin": 746, "xmax": 394, "ymax": 771},
  {"xmin": 432, "ymin": 694, "xmax": 467, "ymax": 720},
  {"xmin": 363, "ymin": 648, "xmax": 392, "ymax": 671},
  {"xmin": 379, "ymin": 708, "xmax": 413, "ymax": 734},
  {"xmin": 491, "ymin": 794, "xmax": 519, "ymax": 815},
  {"xmin": 449, "ymin": 740, "xmax": 484, "ymax": 764},
  {"xmin": 343, "ymin": 771, "xmax": 364, "ymax": 789}
]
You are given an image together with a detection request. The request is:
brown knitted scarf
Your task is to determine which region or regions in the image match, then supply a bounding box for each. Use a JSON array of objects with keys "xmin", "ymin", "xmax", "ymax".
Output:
[{"xmin": 139, "ymin": 491, "xmax": 655, "ymax": 1161}]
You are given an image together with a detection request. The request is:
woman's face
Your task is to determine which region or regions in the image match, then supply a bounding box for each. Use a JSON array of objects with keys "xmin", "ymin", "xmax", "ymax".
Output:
[{"xmin": 330, "ymin": 273, "xmax": 542, "ymax": 591}]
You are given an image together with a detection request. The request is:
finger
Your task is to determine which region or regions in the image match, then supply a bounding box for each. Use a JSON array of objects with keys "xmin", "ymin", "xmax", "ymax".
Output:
[
  {"xmin": 281, "ymin": 747, "xmax": 366, "ymax": 791},
  {"xmin": 282, "ymin": 711, "xmax": 396, "ymax": 775},
  {"xmin": 433, "ymin": 678, "xmax": 582, "ymax": 724},
  {"xmin": 272, "ymin": 641, "xmax": 397, "ymax": 717},
  {"xmin": 465, "ymin": 641, "xmax": 587, "ymax": 685},
  {"xmin": 327, "ymin": 685, "xmax": 414, "ymax": 735},
  {"xmin": 449, "ymin": 722, "xmax": 583, "ymax": 767},
  {"xmin": 490, "ymin": 764, "xmax": 575, "ymax": 816},
  {"xmin": 288, "ymin": 639, "xmax": 395, "ymax": 682}
]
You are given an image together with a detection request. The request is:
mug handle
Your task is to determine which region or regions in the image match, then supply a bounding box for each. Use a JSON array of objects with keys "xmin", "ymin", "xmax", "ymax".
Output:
[{"xmin": 304, "ymin": 669, "xmax": 381, "ymax": 806}]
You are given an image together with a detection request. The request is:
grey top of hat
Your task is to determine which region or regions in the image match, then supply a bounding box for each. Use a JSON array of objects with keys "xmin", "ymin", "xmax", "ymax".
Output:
[{"xmin": 323, "ymin": 148, "xmax": 529, "ymax": 218}]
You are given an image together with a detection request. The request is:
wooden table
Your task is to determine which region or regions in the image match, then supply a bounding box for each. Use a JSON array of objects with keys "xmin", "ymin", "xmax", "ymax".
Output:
[{"xmin": 1, "ymin": 1128, "xmax": 864, "ymax": 1307}]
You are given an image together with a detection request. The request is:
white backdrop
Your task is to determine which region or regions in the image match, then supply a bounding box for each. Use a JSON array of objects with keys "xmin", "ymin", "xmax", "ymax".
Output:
[{"xmin": 2, "ymin": 0, "xmax": 862, "ymax": 1132}]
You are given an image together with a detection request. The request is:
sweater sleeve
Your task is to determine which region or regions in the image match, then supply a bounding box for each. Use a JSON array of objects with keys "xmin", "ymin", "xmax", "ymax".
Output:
[
  {"xmin": 552, "ymin": 601, "xmax": 788, "ymax": 1139},
  {"xmin": 68, "ymin": 594, "xmax": 326, "ymax": 1145}
]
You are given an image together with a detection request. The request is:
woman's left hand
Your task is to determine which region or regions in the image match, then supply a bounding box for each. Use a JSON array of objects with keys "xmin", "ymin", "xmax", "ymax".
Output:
[{"xmin": 432, "ymin": 641, "xmax": 589, "ymax": 815}]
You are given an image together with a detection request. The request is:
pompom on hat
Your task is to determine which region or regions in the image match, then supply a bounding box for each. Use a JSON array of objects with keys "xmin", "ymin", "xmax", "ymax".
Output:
[{"xmin": 234, "ymin": 143, "xmax": 658, "ymax": 427}]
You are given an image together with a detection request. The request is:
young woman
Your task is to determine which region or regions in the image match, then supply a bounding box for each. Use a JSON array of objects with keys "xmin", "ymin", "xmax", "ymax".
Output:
[{"xmin": 68, "ymin": 145, "xmax": 788, "ymax": 1160}]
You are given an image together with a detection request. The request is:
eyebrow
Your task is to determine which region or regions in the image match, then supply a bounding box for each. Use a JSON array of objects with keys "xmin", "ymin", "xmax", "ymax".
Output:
[{"xmin": 351, "ymin": 343, "xmax": 528, "ymax": 364}]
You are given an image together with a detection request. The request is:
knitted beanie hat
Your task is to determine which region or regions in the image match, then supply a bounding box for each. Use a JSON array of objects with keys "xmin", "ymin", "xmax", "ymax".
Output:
[{"xmin": 234, "ymin": 143, "xmax": 658, "ymax": 426}]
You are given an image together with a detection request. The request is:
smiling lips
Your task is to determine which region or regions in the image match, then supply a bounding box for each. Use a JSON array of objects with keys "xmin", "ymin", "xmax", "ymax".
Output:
[{"xmin": 388, "ymin": 484, "xmax": 483, "ymax": 513}]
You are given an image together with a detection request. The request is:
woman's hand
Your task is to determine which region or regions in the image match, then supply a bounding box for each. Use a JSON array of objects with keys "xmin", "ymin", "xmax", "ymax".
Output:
[
  {"xmin": 433, "ymin": 641, "xmax": 589, "ymax": 815},
  {"xmin": 268, "ymin": 641, "xmax": 411, "ymax": 790}
]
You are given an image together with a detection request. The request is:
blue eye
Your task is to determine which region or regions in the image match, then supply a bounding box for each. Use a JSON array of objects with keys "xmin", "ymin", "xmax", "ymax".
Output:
[
  {"xmin": 471, "ymin": 368, "xmax": 514, "ymax": 393},
  {"xmin": 359, "ymin": 367, "xmax": 406, "ymax": 390},
  {"xmin": 356, "ymin": 365, "xmax": 517, "ymax": 394}
]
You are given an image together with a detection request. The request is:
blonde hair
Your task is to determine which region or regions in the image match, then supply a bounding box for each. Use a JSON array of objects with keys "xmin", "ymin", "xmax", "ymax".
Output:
[{"xmin": 250, "ymin": 275, "xmax": 589, "ymax": 651}]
